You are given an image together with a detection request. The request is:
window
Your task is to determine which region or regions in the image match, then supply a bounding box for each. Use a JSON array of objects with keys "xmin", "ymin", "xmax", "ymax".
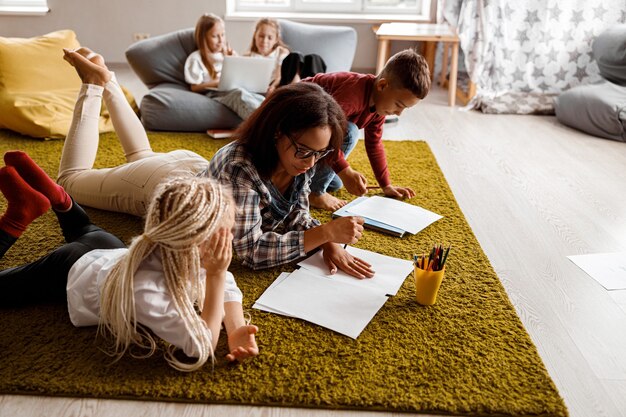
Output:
[
  {"xmin": 0, "ymin": 0, "xmax": 49, "ymax": 15},
  {"xmin": 230, "ymin": 0, "xmax": 434, "ymax": 21}
]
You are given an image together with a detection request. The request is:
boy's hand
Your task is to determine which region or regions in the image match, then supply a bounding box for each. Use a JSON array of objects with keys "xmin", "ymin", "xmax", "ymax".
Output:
[
  {"xmin": 226, "ymin": 325, "xmax": 259, "ymax": 362},
  {"xmin": 382, "ymin": 184, "xmax": 415, "ymax": 199},
  {"xmin": 201, "ymin": 228, "xmax": 233, "ymax": 276},
  {"xmin": 338, "ymin": 167, "xmax": 368, "ymax": 196}
]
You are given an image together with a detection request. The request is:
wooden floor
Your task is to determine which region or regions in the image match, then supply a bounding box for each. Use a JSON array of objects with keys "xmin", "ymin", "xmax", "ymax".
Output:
[{"xmin": 1, "ymin": 68, "xmax": 625, "ymax": 417}]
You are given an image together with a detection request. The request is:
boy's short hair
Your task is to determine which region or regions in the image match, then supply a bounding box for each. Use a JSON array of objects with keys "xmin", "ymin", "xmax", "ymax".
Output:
[{"xmin": 379, "ymin": 49, "xmax": 431, "ymax": 99}]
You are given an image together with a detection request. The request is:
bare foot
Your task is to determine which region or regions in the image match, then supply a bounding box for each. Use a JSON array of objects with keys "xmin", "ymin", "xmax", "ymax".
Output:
[
  {"xmin": 63, "ymin": 47, "xmax": 111, "ymax": 86},
  {"xmin": 74, "ymin": 47, "xmax": 107, "ymax": 67},
  {"xmin": 309, "ymin": 192, "xmax": 347, "ymax": 211}
]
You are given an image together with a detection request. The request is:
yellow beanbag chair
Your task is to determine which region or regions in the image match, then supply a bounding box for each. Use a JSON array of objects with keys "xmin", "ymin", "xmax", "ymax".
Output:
[{"xmin": 0, "ymin": 30, "xmax": 136, "ymax": 139}]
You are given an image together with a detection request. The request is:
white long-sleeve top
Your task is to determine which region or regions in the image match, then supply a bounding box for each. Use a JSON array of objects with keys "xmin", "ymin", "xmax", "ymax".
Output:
[
  {"xmin": 184, "ymin": 50, "xmax": 224, "ymax": 85},
  {"xmin": 66, "ymin": 248, "xmax": 242, "ymax": 358}
]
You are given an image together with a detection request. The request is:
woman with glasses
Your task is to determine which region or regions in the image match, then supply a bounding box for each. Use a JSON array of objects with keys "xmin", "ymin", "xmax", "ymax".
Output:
[{"xmin": 204, "ymin": 82, "xmax": 374, "ymax": 279}]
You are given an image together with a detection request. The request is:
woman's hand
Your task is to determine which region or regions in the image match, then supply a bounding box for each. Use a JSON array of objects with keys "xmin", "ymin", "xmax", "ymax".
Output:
[
  {"xmin": 325, "ymin": 216, "xmax": 365, "ymax": 245},
  {"xmin": 322, "ymin": 243, "xmax": 375, "ymax": 278},
  {"xmin": 200, "ymin": 228, "xmax": 233, "ymax": 278}
]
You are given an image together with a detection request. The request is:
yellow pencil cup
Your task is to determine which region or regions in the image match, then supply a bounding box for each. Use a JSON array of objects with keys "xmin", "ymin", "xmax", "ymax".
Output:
[{"xmin": 414, "ymin": 266, "xmax": 445, "ymax": 306}]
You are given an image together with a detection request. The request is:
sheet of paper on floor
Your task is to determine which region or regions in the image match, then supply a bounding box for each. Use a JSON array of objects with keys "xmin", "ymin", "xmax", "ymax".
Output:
[
  {"xmin": 254, "ymin": 268, "xmax": 389, "ymax": 339},
  {"xmin": 567, "ymin": 251, "xmax": 626, "ymax": 290},
  {"xmin": 252, "ymin": 272, "xmax": 296, "ymax": 317},
  {"xmin": 345, "ymin": 196, "xmax": 442, "ymax": 234},
  {"xmin": 297, "ymin": 245, "xmax": 414, "ymax": 295}
]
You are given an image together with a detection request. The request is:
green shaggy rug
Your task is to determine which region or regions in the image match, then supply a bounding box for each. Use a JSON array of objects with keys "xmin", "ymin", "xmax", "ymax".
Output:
[{"xmin": 0, "ymin": 130, "xmax": 567, "ymax": 416}]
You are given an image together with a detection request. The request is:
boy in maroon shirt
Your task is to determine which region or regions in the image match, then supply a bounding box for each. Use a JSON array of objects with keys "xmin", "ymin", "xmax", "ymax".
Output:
[{"xmin": 303, "ymin": 49, "xmax": 431, "ymax": 211}]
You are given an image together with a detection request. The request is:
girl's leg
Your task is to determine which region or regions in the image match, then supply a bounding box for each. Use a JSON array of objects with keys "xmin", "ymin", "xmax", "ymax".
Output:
[
  {"xmin": 0, "ymin": 230, "xmax": 124, "ymax": 307},
  {"xmin": 0, "ymin": 166, "xmax": 50, "ymax": 258},
  {"xmin": 0, "ymin": 241, "xmax": 92, "ymax": 306},
  {"xmin": 5, "ymin": 151, "xmax": 71, "ymax": 211},
  {"xmin": 0, "ymin": 199, "xmax": 125, "ymax": 307},
  {"xmin": 57, "ymin": 83, "xmax": 104, "ymax": 180},
  {"xmin": 103, "ymin": 74, "xmax": 156, "ymax": 162},
  {"xmin": 56, "ymin": 51, "xmax": 208, "ymax": 217},
  {"xmin": 279, "ymin": 52, "xmax": 304, "ymax": 86},
  {"xmin": 52, "ymin": 198, "xmax": 126, "ymax": 247},
  {"xmin": 214, "ymin": 88, "xmax": 265, "ymax": 120},
  {"xmin": 55, "ymin": 49, "xmax": 157, "ymax": 216},
  {"xmin": 67, "ymin": 47, "xmax": 155, "ymax": 162},
  {"xmin": 55, "ymin": 82, "xmax": 149, "ymax": 215},
  {"xmin": 302, "ymin": 54, "xmax": 327, "ymax": 78}
]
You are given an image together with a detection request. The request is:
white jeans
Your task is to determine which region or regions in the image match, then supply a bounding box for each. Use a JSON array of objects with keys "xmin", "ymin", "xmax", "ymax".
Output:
[{"xmin": 57, "ymin": 76, "xmax": 208, "ymax": 217}]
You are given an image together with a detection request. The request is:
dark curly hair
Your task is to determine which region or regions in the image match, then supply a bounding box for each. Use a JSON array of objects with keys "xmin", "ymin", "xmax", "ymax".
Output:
[{"xmin": 236, "ymin": 82, "xmax": 347, "ymax": 179}]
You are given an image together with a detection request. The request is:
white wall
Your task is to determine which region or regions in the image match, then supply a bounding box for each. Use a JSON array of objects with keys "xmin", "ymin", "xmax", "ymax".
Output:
[{"xmin": 0, "ymin": 0, "xmax": 414, "ymax": 72}]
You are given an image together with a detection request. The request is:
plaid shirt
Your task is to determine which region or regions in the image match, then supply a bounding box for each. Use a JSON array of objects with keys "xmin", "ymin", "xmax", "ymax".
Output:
[{"xmin": 200, "ymin": 142, "xmax": 320, "ymax": 270}]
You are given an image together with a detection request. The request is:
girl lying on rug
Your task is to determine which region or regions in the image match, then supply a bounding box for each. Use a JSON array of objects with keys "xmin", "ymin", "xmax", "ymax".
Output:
[
  {"xmin": 59, "ymin": 47, "xmax": 373, "ymax": 279},
  {"xmin": 0, "ymin": 156, "xmax": 258, "ymax": 371}
]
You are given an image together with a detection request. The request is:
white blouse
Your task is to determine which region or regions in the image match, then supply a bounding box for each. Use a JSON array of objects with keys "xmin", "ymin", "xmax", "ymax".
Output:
[
  {"xmin": 184, "ymin": 50, "xmax": 224, "ymax": 85},
  {"xmin": 66, "ymin": 248, "xmax": 243, "ymax": 358}
]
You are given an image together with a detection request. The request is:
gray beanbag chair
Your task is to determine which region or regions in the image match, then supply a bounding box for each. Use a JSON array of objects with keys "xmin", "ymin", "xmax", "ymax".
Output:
[
  {"xmin": 278, "ymin": 19, "xmax": 356, "ymax": 74},
  {"xmin": 593, "ymin": 24, "xmax": 626, "ymax": 86},
  {"xmin": 125, "ymin": 20, "xmax": 357, "ymax": 132},
  {"xmin": 126, "ymin": 29, "xmax": 241, "ymax": 132},
  {"xmin": 555, "ymin": 81, "xmax": 626, "ymax": 142},
  {"xmin": 554, "ymin": 25, "xmax": 626, "ymax": 142}
]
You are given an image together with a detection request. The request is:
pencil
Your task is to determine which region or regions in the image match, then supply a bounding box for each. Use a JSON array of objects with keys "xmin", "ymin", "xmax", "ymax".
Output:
[{"xmin": 440, "ymin": 245, "xmax": 451, "ymax": 268}]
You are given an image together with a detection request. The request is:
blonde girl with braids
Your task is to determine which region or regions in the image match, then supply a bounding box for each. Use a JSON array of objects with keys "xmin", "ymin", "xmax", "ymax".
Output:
[
  {"xmin": 0, "ymin": 160, "xmax": 259, "ymax": 370},
  {"xmin": 184, "ymin": 13, "xmax": 236, "ymax": 92}
]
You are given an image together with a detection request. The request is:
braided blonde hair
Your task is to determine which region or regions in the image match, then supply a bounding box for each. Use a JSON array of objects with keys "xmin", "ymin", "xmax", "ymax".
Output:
[{"xmin": 98, "ymin": 176, "xmax": 232, "ymax": 372}]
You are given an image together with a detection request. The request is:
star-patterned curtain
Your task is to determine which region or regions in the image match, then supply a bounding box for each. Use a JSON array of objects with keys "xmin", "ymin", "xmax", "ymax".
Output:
[{"xmin": 442, "ymin": 0, "xmax": 626, "ymax": 114}]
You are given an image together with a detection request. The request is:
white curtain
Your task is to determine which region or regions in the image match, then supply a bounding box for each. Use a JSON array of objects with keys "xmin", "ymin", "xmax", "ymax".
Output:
[{"xmin": 442, "ymin": 0, "xmax": 626, "ymax": 113}]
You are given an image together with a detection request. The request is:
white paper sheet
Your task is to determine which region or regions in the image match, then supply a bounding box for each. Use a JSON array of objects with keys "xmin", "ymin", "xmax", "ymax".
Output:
[
  {"xmin": 567, "ymin": 252, "xmax": 626, "ymax": 290},
  {"xmin": 297, "ymin": 246, "xmax": 414, "ymax": 295},
  {"xmin": 252, "ymin": 272, "xmax": 296, "ymax": 317},
  {"xmin": 253, "ymin": 268, "xmax": 388, "ymax": 339},
  {"xmin": 346, "ymin": 196, "xmax": 442, "ymax": 235}
]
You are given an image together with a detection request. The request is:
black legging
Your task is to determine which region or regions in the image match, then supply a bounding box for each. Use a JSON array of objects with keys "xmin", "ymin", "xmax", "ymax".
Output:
[
  {"xmin": 279, "ymin": 52, "xmax": 327, "ymax": 86},
  {"xmin": 0, "ymin": 201, "xmax": 125, "ymax": 307}
]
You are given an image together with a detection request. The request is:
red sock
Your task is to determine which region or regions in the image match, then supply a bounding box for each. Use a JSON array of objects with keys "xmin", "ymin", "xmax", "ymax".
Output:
[
  {"xmin": 4, "ymin": 151, "xmax": 71, "ymax": 211},
  {"xmin": 0, "ymin": 166, "xmax": 50, "ymax": 238}
]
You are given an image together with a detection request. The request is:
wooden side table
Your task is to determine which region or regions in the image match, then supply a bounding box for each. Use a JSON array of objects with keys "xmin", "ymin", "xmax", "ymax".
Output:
[{"xmin": 375, "ymin": 22, "xmax": 460, "ymax": 106}]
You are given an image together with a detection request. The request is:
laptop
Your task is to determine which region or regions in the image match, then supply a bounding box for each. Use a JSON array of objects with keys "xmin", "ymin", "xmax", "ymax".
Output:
[{"xmin": 218, "ymin": 55, "xmax": 275, "ymax": 93}]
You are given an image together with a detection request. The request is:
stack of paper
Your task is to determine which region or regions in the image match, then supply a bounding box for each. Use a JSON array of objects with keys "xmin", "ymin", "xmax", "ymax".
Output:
[
  {"xmin": 333, "ymin": 196, "xmax": 442, "ymax": 237},
  {"xmin": 253, "ymin": 246, "xmax": 414, "ymax": 338}
]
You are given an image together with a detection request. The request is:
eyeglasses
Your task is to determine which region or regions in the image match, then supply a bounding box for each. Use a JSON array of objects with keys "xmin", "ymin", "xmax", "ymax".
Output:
[{"xmin": 285, "ymin": 133, "xmax": 334, "ymax": 161}]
